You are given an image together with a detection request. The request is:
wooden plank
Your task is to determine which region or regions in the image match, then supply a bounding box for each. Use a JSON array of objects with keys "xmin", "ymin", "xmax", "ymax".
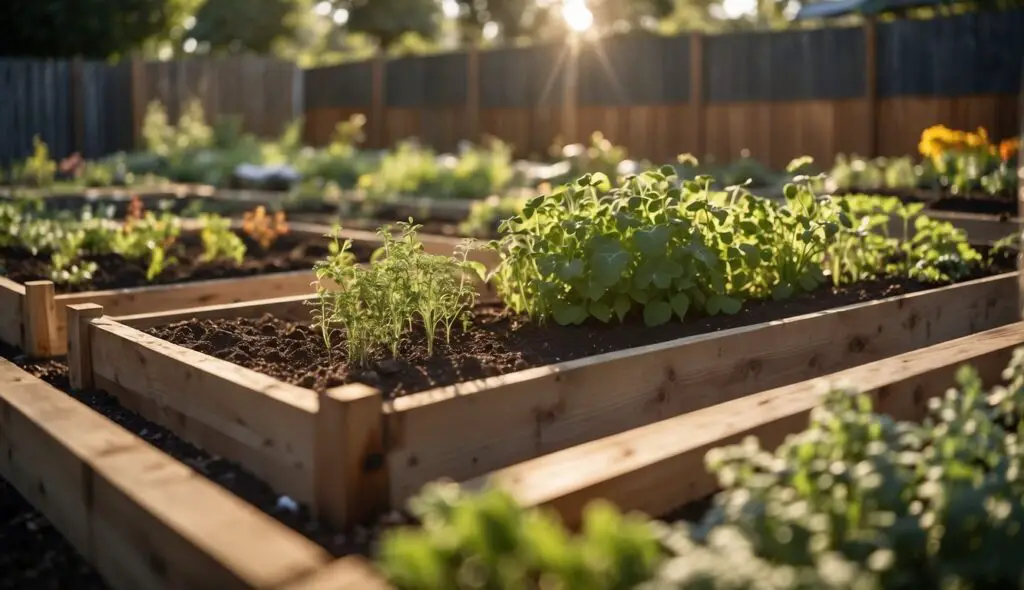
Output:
[
  {"xmin": 0, "ymin": 277, "xmax": 25, "ymax": 349},
  {"xmin": 315, "ymin": 385, "xmax": 388, "ymax": 529},
  {"xmin": 474, "ymin": 322, "xmax": 1024, "ymax": 526},
  {"xmin": 0, "ymin": 357, "xmax": 333, "ymax": 590},
  {"xmin": 88, "ymin": 317, "xmax": 320, "ymax": 504},
  {"xmin": 50, "ymin": 270, "xmax": 318, "ymax": 355},
  {"xmin": 23, "ymin": 280, "xmax": 58, "ymax": 358},
  {"xmin": 116, "ymin": 293, "xmax": 313, "ymax": 330},
  {"xmin": 280, "ymin": 556, "xmax": 392, "ymax": 590},
  {"xmin": 67, "ymin": 303, "xmax": 103, "ymax": 389},
  {"xmin": 384, "ymin": 273, "xmax": 1017, "ymax": 505}
]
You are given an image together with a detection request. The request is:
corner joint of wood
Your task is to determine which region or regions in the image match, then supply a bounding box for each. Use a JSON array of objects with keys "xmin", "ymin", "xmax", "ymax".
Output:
[{"xmin": 67, "ymin": 304, "xmax": 105, "ymax": 391}]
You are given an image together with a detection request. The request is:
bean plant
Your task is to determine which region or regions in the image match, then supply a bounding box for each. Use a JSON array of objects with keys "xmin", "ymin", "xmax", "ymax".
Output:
[
  {"xmin": 310, "ymin": 222, "xmax": 485, "ymax": 367},
  {"xmin": 491, "ymin": 158, "xmax": 982, "ymax": 328},
  {"xmin": 378, "ymin": 347, "xmax": 1024, "ymax": 589}
]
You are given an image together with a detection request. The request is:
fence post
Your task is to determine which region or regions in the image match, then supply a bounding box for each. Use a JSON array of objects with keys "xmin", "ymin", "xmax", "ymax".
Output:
[
  {"xmin": 466, "ymin": 46, "xmax": 481, "ymax": 143},
  {"xmin": 690, "ymin": 33, "xmax": 704, "ymax": 161},
  {"xmin": 371, "ymin": 54, "xmax": 386, "ymax": 149},
  {"xmin": 864, "ymin": 17, "xmax": 878, "ymax": 158}
]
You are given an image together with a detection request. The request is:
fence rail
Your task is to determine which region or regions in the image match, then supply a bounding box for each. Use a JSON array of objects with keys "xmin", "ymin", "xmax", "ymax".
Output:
[{"xmin": 1, "ymin": 10, "xmax": 1021, "ymax": 168}]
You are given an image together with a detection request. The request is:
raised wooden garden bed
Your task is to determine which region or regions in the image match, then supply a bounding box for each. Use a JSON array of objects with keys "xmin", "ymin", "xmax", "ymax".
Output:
[
  {"xmin": 470, "ymin": 320, "xmax": 1024, "ymax": 527},
  {"xmin": 0, "ymin": 221, "xmax": 496, "ymax": 358},
  {"xmin": 0, "ymin": 356, "xmax": 373, "ymax": 590},
  {"xmin": 66, "ymin": 272, "xmax": 1017, "ymax": 533}
]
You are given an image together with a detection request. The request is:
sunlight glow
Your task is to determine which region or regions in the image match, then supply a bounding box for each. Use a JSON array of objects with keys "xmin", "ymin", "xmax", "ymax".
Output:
[
  {"xmin": 333, "ymin": 8, "xmax": 349, "ymax": 24},
  {"xmin": 314, "ymin": 1, "xmax": 332, "ymax": 16},
  {"xmin": 562, "ymin": 0, "xmax": 594, "ymax": 32},
  {"xmin": 183, "ymin": 38, "xmax": 198, "ymax": 53},
  {"xmin": 442, "ymin": 0, "xmax": 461, "ymax": 19}
]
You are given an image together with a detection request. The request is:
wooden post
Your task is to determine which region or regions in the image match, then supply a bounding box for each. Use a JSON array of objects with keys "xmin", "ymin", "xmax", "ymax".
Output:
[
  {"xmin": 23, "ymin": 281, "xmax": 57, "ymax": 358},
  {"xmin": 466, "ymin": 46, "xmax": 481, "ymax": 143},
  {"xmin": 129, "ymin": 56, "xmax": 146, "ymax": 150},
  {"xmin": 314, "ymin": 384, "xmax": 388, "ymax": 529},
  {"xmin": 690, "ymin": 33, "xmax": 705, "ymax": 161},
  {"xmin": 370, "ymin": 54, "xmax": 386, "ymax": 149},
  {"xmin": 864, "ymin": 17, "xmax": 878, "ymax": 158},
  {"xmin": 67, "ymin": 303, "xmax": 103, "ymax": 390}
]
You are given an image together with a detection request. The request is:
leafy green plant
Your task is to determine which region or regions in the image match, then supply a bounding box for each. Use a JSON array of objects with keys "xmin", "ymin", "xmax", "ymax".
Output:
[
  {"xmin": 378, "ymin": 346, "xmax": 1024, "ymax": 589},
  {"xmin": 379, "ymin": 481, "xmax": 662, "ymax": 590},
  {"xmin": 492, "ymin": 157, "xmax": 984, "ymax": 328},
  {"xmin": 17, "ymin": 136, "xmax": 57, "ymax": 187},
  {"xmin": 310, "ymin": 222, "xmax": 485, "ymax": 366},
  {"xmin": 198, "ymin": 213, "xmax": 246, "ymax": 264}
]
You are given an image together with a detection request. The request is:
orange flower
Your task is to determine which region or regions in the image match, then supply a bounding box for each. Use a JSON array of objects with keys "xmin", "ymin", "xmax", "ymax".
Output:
[{"xmin": 999, "ymin": 138, "xmax": 1020, "ymax": 162}]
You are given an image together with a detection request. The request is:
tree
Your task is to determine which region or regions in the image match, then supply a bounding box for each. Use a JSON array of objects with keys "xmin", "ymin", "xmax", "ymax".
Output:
[
  {"xmin": 453, "ymin": 0, "xmax": 675, "ymax": 43},
  {"xmin": 0, "ymin": 0, "xmax": 175, "ymax": 58},
  {"xmin": 188, "ymin": 0, "xmax": 300, "ymax": 54},
  {"xmin": 341, "ymin": 0, "xmax": 441, "ymax": 50}
]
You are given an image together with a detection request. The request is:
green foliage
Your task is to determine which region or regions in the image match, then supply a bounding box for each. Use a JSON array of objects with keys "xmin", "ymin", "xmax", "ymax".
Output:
[
  {"xmin": 16, "ymin": 136, "xmax": 57, "ymax": 187},
  {"xmin": 297, "ymin": 114, "xmax": 372, "ymax": 189},
  {"xmin": 552, "ymin": 132, "xmax": 629, "ymax": 186},
  {"xmin": 378, "ymin": 347, "xmax": 1024, "ymax": 589},
  {"xmin": 310, "ymin": 222, "xmax": 485, "ymax": 366},
  {"xmin": 458, "ymin": 195, "xmax": 527, "ymax": 238},
  {"xmin": 718, "ymin": 150, "xmax": 774, "ymax": 189},
  {"xmin": 379, "ymin": 481, "xmax": 663, "ymax": 590},
  {"xmin": 492, "ymin": 163, "xmax": 983, "ymax": 328},
  {"xmin": 198, "ymin": 213, "xmax": 246, "ymax": 264},
  {"xmin": 0, "ymin": 0, "xmax": 173, "ymax": 59},
  {"xmin": 188, "ymin": 0, "xmax": 299, "ymax": 54},
  {"xmin": 833, "ymin": 195, "xmax": 981, "ymax": 284},
  {"xmin": 342, "ymin": 0, "xmax": 441, "ymax": 49},
  {"xmin": 111, "ymin": 210, "xmax": 182, "ymax": 280},
  {"xmin": 359, "ymin": 139, "xmax": 514, "ymax": 201}
]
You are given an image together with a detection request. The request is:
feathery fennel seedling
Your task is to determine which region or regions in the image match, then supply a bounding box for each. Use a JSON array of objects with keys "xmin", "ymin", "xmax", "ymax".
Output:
[{"xmin": 311, "ymin": 222, "xmax": 485, "ymax": 367}]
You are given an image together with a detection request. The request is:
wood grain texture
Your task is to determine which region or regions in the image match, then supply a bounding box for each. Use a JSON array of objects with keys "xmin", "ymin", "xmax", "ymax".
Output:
[
  {"xmin": 23, "ymin": 281, "xmax": 59, "ymax": 358},
  {"xmin": 88, "ymin": 317, "xmax": 319, "ymax": 504},
  {"xmin": 0, "ymin": 277, "xmax": 25, "ymax": 349},
  {"xmin": 280, "ymin": 556, "xmax": 392, "ymax": 590},
  {"xmin": 0, "ymin": 357, "xmax": 332, "ymax": 590},
  {"xmin": 475, "ymin": 322, "xmax": 1024, "ymax": 526},
  {"xmin": 384, "ymin": 273, "xmax": 1017, "ymax": 505}
]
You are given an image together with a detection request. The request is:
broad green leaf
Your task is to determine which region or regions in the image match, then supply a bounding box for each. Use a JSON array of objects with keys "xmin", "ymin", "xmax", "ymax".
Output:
[
  {"xmin": 552, "ymin": 300, "xmax": 588, "ymax": 326},
  {"xmin": 579, "ymin": 277, "xmax": 607, "ymax": 300},
  {"xmin": 720, "ymin": 231, "xmax": 733, "ymax": 244},
  {"xmin": 772, "ymin": 283, "xmax": 794, "ymax": 301},
  {"xmin": 590, "ymin": 172, "xmax": 611, "ymax": 191},
  {"xmin": 798, "ymin": 273, "xmax": 818, "ymax": 292},
  {"xmin": 643, "ymin": 300, "xmax": 673, "ymax": 326},
  {"xmin": 556, "ymin": 259, "xmax": 585, "ymax": 281},
  {"xmin": 591, "ymin": 249, "xmax": 631, "ymax": 287},
  {"xmin": 464, "ymin": 260, "xmax": 487, "ymax": 282},
  {"xmin": 634, "ymin": 226, "xmax": 672, "ymax": 257},
  {"xmin": 613, "ymin": 294, "xmax": 631, "ymax": 321},
  {"xmin": 739, "ymin": 220, "xmax": 759, "ymax": 234},
  {"xmin": 707, "ymin": 294, "xmax": 742, "ymax": 316},
  {"xmin": 629, "ymin": 288, "xmax": 649, "ymax": 304},
  {"xmin": 589, "ymin": 300, "xmax": 612, "ymax": 322},
  {"xmin": 669, "ymin": 292, "xmax": 690, "ymax": 321},
  {"xmin": 739, "ymin": 243, "xmax": 760, "ymax": 267}
]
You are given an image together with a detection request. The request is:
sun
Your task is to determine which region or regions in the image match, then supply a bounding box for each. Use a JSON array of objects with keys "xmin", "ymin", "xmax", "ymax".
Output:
[{"xmin": 561, "ymin": 0, "xmax": 594, "ymax": 32}]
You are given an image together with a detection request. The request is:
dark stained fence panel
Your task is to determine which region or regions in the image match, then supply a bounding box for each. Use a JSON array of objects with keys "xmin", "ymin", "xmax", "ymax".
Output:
[
  {"xmin": 385, "ymin": 57, "xmax": 425, "ymax": 107},
  {"xmin": 579, "ymin": 33, "xmax": 689, "ymax": 106},
  {"xmin": 0, "ymin": 59, "xmax": 73, "ymax": 166},
  {"xmin": 422, "ymin": 52, "xmax": 466, "ymax": 106},
  {"xmin": 878, "ymin": 10, "xmax": 1024, "ymax": 98},
  {"xmin": 480, "ymin": 44, "xmax": 567, "ymax": 108},
  {"xmin": 81, "ymin": 62, "xmax": 134, "ymax": 158},
  {"xmin": 304, "ymin": 61, "xmax": 374, "ymax": 109}
]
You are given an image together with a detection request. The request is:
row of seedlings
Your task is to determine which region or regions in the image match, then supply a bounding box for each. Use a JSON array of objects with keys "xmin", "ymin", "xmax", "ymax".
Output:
[
  {"xmin": 66, "ymin": 167, "xmax": 1018, "ymax": 538},
  {"xmin": 0, "ymin": 194, "xmax": 492, "ymax": 357}
]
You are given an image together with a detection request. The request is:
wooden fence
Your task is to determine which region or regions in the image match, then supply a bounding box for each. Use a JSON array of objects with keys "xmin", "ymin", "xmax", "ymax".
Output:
[
  {"xmin": 305, "ymin": 10, "xmax": 1024, "ymax": 168},
  {"xmin": 0, "ymin": 56, "xmax": 301, "ymax": 166}
]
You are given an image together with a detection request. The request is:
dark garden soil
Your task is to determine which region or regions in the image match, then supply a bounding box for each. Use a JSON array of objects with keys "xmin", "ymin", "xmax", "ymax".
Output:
[
  {"xmin": 0, "ymin": 342, "xmax": 408, "ymax": 579},
  {"xmin": 0, "ymin": 231, "xmax": 375, "ymax": 294},
  {"xmin": 833, "ymin": 188, "xmax": 1017, "ymax": 218},
  {"xmin": 148, "ymin": 261, "xmax": 1011, "ymax": 399},
  {"xmin": 0, "ymin": 478, "xmax": 108, "ymax": 590}
]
